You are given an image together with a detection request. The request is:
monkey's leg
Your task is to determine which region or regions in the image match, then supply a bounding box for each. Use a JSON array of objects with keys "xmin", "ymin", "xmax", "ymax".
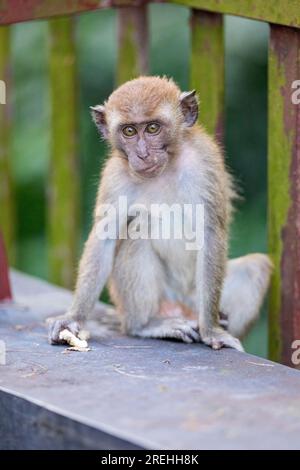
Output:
[
  {"xmin": 110, "ymin": 240, "xmax": 200, "ymax": 343},
  {"xmin": 220, "ymin": 253, "xmax": 273, "ymax": 338},
  {"xmin": 185, "ymin": 254, "xmax": 272, "ymax": 338}
]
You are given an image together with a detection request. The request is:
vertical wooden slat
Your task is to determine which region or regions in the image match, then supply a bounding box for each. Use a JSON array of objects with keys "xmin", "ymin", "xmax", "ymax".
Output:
[
  {"xmin": 116, "ymin": 5, "xmax": 149, "ymax": 85},
  {"xmin": 48, "ymin": 17, "xmax": 79, "ymax": 289},
  {"xmin": 0, "ymin": 26, "xmax": 15, "ymax": 264},
  {"xmin": 190, "ymin": 9, "xmax": 224, "ymax": 141},
  {"xmin": 0, "ymin": 230, "xmax": 12, "ymax": 300},
  {"xmin": 268, "ymin": 25, "xmax": 300, "ymax": 367}
]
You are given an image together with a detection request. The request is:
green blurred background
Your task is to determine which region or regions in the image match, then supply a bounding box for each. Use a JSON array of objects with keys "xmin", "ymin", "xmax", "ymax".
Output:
[{"xmin": 9, "ymin": 5, "xmax": 269, "ymax": 356}]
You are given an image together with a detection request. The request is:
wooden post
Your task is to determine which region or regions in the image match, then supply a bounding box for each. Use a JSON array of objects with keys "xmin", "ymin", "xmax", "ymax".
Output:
[
  {"xmin": 190, "ymin": 9, "xmax": 224, "ymax": 141},
  {"xmin": 116, "ymin": 5, "xmax": 149, "ymax": 85},
  {"xmin": 0, "ymin": 230, "xmax": 12, "ymax": 301},
  {"xmin": 268, "ymin": 25, "xmax": 300, "ymax": 367},
  {"xmin": 48, "ymin": 17, "xmax": 79, "ymax": 289},
  {"xmin": 0, "ymin": 26, "xmax": 15, "ymax": 264}
]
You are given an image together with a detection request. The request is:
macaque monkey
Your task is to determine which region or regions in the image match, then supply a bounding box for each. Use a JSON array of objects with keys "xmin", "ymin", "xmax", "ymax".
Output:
[{"xmin": 49, "ymin": 76, "xmax": 272, "ymax": 351}]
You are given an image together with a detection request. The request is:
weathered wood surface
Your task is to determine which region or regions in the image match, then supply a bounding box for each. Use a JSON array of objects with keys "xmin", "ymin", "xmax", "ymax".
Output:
[
  {"xmin": 1, "ymin": 271, "xmax": 300, "ymax": 449},
  {"xmin": 268, "ymin": 25, "xmax": 300, "ymax": 366}
]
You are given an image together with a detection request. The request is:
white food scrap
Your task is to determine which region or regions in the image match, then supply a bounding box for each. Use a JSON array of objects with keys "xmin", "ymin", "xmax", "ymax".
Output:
[{"xmin": 59, "ymin": 329, "xmax": 89, "ymax": 351}]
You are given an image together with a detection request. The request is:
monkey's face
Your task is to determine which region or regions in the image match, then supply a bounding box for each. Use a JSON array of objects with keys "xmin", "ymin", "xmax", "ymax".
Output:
[
  {"xmin": 90, "ymin": 76, "xmax": 199, "ymax": 179},
  {"xmin": 115, "ymin": 120, "xmax": 171, "ymax": 178}
]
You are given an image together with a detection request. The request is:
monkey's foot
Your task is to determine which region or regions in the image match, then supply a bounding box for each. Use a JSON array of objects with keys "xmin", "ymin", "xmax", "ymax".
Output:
[
  {"xmin": 133, "ymin": 317, "xmax": 201, "ymax": 344},
  {"xmin": 47, "ymin": 315, "xmax": 82, "ymax": 345},
  {"xmin": 201, "ymin": 327, "xmax": 244, "ymax": 352}
]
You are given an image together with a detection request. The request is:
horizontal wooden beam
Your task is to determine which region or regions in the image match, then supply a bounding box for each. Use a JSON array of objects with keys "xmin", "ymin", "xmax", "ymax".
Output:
[
  {"xmin": 0, "ymin": 0, "xmax": 299, "ymax": 28},
  {"xmin": 3, "ymin": 270, "xmax": 300, "ymax": 449},
  {"xmin": 0, "ymin": 0, "xmax": 142, "ymax": 25},
  {"xmin": 171, "ymin": 0, "xmax": 300, "ymax": 29}
]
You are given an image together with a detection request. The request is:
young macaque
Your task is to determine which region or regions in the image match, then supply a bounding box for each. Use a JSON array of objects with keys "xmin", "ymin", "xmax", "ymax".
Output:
[{"xmin": 48, "ymin": 76, "xmax": 272, "ymax": 351}]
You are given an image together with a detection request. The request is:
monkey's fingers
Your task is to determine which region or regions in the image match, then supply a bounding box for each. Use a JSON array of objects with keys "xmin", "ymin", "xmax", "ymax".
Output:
[
  {"xmin": 48, "ymin": 316, "xmax": 81, "ymax": 345},
  {"xmin": 168, "ymin": 320, "xmax": 201, "ymax": 343},
  {"xmin": 135, "ymin": 318, "xmax": 201, "ymax": 343}
]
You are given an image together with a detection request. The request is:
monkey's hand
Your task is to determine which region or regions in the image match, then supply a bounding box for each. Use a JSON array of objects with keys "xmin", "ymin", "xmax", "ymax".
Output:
[
  {"xmin": 47, "ymin": 315, "xmax": 82, "ymax": 345},
  {"xmin": 200, "ymin": 326, "xmax": 244, "ymax": 352}
]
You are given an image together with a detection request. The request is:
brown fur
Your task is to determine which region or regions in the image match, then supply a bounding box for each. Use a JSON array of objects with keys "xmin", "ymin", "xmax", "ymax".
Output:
[{"xmin": 106, "ymin": 76, "xmax": 180, "ymax": 121}]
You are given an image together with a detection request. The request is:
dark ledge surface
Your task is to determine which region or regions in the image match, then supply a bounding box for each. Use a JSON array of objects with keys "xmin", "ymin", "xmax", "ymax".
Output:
[{"xmin": 1, "ymin": 271, "xmax": 300, "ymax": 450}]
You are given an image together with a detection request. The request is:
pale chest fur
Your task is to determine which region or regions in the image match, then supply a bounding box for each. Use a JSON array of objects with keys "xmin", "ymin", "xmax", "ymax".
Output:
[{"xmin": 123, "ymin": 144, "xmax": 210, "ymax": 297}]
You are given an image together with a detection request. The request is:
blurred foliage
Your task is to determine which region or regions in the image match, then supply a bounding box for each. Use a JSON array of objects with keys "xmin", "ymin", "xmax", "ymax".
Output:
[{"xmin": 8, "ymin": 5, "xmax": 268, "ymax": 356}]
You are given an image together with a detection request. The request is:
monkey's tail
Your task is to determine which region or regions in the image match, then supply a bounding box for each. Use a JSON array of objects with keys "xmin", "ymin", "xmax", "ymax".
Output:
[{"xmin": 220, "ymin": 253, "xmax": 273, "ymax": 339}]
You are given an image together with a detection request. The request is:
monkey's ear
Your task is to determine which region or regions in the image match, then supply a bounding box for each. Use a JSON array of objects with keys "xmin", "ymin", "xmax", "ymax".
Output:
[
  {"xmin": 90, "ymin": 105, "xmax": 108, "ymax": 139},
  {"xmin": 179, "ymin": 90, "xmax": 198, "ymax": 127}
]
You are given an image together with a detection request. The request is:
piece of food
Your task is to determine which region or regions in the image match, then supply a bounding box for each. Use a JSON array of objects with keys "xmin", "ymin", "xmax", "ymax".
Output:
[{"xmin": 59, "ymin": 329, "xmax": 89, "ymax": 349}]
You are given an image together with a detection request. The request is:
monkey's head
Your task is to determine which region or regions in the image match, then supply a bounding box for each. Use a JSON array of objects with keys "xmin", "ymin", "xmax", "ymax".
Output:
[{"xmin": 91, "ymin": 76, "xmax": 198, "ymax": 178}]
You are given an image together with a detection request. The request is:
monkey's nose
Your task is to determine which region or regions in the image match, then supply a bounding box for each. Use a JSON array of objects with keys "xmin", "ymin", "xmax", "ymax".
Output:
[{"xmin": 137, "ymin": 153, "xmax": 149, "ymax": 160}]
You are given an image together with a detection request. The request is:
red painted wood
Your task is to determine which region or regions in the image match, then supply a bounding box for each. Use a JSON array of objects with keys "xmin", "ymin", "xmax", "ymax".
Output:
[
  {"xmin": 0, "ymin": 231, "xmax": 12, "ymax": 300},
  {"xmin": 0, "ymin": 0, "xmax": 141, "ymax": 25}
]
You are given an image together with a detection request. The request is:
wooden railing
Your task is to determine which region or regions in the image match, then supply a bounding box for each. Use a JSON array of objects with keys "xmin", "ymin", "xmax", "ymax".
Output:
[{"xmin": 0, "ymin": 0, "xmax": 299, "ymax": 367}]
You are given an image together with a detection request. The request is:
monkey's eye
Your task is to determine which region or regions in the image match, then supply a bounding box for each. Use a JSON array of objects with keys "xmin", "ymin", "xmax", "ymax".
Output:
[
  {"xmin": 145, "ymin": 122, "xmax": 161, "ymax": 135},
  {"xmin": 122, "ymin": 125, "xmax": 137, "ymax": 138}
]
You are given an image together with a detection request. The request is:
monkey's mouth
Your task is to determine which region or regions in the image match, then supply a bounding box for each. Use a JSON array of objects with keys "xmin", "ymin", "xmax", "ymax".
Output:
[
  {"xmin": 137, "ymin": 163, "xmax": 165, "ymax": 178},
  {"xmin": 144, "ymin": 164, "xmax": 160, "ymax": 174}
]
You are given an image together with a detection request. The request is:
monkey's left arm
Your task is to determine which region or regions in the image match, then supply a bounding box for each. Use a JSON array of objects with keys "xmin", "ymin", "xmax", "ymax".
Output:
[{"xmin": 196, "ymin": 225, "xmax": 244, "ymax": 351}]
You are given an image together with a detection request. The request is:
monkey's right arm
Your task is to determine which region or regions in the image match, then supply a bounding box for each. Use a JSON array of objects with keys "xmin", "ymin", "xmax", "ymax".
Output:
[
  {"xmin": 48, "ymin": 157, "xmax": 128, "ymax": 345},
  {"xmin": 48, "ymin": 226, "xmax": 117, "ymax": 344}
]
